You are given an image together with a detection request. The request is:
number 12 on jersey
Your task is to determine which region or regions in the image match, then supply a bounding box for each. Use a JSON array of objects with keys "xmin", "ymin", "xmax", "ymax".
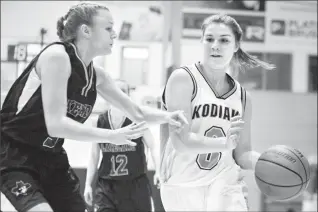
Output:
[
  {"xmin": 110, "ymin": 154, "xmax": 129, "ymax": 176},
  {"xmin": 196, "ymin": 126, "xmax": 225, "ymax": 170}
]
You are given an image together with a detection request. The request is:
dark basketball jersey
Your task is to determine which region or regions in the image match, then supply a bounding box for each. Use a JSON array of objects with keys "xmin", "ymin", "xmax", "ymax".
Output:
[
  {"xmin": 97, "ymin": 111, "xmax": 147, "ymax": 180},
  {"xmin": 1, "ymin": 42, "xmax": 97, "ymax": 153}
]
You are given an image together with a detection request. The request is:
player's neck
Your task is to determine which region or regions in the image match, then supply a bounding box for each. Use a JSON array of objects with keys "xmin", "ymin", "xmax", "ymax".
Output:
[
  {"xmin": 200, "ymin": 62, "xmax": 229, "ymax": 90},
  {"xmin": 109, "ymin": 106, "xmax": 126, "ymax": 129},
  {"xmin": 73, "ymin": 40, "xmax": 94, "ymax": 67}
]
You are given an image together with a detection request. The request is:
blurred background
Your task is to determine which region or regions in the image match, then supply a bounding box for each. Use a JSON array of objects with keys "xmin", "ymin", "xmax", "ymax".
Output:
[{"xmin": 1, "ymin": 1, "xmax": 317, "ymax": 211}]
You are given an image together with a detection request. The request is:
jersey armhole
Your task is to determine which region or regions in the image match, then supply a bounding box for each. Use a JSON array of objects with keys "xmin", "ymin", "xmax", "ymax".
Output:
[
  {"xmin": 161, "ymin": 66, "xmax": 198, "ymax": 110},
  {"xmin": 97, "ymin": 111, "xmax": 111, "ymax": 129}
]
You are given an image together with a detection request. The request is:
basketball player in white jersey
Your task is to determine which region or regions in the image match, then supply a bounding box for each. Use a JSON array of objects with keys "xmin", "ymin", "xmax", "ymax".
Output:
[{"xmin": 160, "ymin": 14, "xmax": 275, "ymax": 211}]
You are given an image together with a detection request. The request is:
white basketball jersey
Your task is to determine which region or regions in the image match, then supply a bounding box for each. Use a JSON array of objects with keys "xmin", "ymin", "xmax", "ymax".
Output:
[{"xmin": 161, "ymin": 62, "xmax": 247, "ymax": 186}]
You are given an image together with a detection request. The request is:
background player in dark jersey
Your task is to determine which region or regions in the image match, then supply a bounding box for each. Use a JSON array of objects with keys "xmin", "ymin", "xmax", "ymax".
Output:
[
  {"xmin": 0, "ymin": 2, "xmax": 186, "ymax": 212},
  {"xmin": 84, "ymin": 80, "xmax": 160, "ymax": 212}
]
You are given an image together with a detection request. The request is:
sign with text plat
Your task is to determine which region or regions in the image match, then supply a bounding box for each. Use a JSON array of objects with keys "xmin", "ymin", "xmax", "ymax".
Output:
[
  {"xmin": 269, "ymin": 18, "xmax": 317, "ymax": 41},
  {"xmin": 265, "ymin": 1, "xmax": 317, "ymax": 46}
]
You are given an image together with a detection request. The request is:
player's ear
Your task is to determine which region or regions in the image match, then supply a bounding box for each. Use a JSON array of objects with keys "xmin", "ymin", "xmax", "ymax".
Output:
[{"xmin": 80, "ymin": 24, "xmax": 91, "ymax": 39}]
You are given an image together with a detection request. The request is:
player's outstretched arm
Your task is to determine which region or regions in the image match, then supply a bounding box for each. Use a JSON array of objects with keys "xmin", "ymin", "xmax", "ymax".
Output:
[
  {"xmin": 233, "ymin": 91, "xmax": 260, "ymax": 170},
  {"xmin": 38, "ymin": 46, "xmax": 146, "ymax": 145},
  {"xmin": 95, "ymin": 65, "xmax": 187, "ymax": 128},
  {"xmin": 165, "ymin": 69, "xmax": 233, "ymax": 154}
]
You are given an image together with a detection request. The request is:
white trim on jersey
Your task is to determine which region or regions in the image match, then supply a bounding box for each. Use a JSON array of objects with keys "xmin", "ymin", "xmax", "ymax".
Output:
[
  {"xmin": 16, "ymin": 68, "xmax": 41, "ymax": 115},
  {"xmin": 69, "ymin": 43, "xmax": 91, "ymax": 97},
  {"xmin": 84, "ymin": 63, "xmax": 94, "ymax": 96}
]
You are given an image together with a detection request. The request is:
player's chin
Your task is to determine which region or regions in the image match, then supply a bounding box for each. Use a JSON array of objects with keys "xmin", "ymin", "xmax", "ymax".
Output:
[{"xmin": 102, "ymin": 48, "xmax": 112, "ymax": 55}]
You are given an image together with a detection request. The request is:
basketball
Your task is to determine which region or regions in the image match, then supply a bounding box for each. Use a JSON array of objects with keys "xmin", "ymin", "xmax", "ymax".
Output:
[{"xmin": 255, "ymin": 145, "xmax": 310, "ymax": 201}]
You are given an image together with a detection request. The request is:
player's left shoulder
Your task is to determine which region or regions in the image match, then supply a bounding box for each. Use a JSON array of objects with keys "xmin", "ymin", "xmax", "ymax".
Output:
[
  {"xmin": 241, "ymin": 85, "xmax": 252, "ymax": 106},
  {"xmin": 93, "ymin": 64, "xmax": 109, "ymax": 86},
  {"xmin": 235, "ymin": 80, "xmax": 251, "ymax": 103}
]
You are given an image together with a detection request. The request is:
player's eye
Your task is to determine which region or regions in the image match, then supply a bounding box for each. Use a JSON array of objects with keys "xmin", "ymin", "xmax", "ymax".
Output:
[
  {"xmin": 205, "ymin": 38, "xmax": 214, "ymax": 42},
  {"xmin": 220, "ymin": 38, "xmax": 230, "ymax": 43},
  {"xmin": 105, "ymin": 27, "xmax": 113, "ymax": 32}
]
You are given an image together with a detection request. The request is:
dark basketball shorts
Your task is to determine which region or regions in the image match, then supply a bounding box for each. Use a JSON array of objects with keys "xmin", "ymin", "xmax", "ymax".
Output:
[
  {"xmin": 0, "ymin": 139, "xmax": 87, "ymax": 212},
  {"xmin": 94, "ymin": 174, "xmax": 152, "ymax": 212}
]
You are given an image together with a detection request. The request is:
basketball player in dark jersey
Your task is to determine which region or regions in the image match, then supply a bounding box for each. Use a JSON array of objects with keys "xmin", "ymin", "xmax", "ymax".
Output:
[
  {"xmin": 84, "ymin": 80, "xmax": 160, "ymax": 212},
  {"xmin": 0, "ymin": 2, "xmax": 186, "ymax": 212}
]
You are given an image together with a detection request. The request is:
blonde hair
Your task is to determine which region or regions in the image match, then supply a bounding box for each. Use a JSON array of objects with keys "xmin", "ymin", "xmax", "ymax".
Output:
[{"xmin": 56, "ymin": 2, "xmax": 109, "ymax": 42}]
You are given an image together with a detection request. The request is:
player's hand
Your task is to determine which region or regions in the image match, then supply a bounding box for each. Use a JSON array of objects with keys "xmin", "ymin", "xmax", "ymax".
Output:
[
  {"xmin": 153, "ymin": 172, "xmax": 161, "ymax": 189},
  {"xmin": 105, "ymin": 121, "xmax": 148, "ymax": 146},
  {"xmin": 226, "ymin": 116, "xmax": 244, "ymax": 150},
  {"xmin": 166, "ymin": 110, "xmax": 188, "ymax": 129},
  {"xmin": 84, "ymin": 185, "xmax": 93, "ymax": 206}
]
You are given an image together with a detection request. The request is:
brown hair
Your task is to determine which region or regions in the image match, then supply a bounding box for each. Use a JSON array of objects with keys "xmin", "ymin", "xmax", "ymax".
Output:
[
  {"xmin": 201, "ymin": 14, "xmax": 275, "ymax": 71},
  {"xmin": 56, "ymin": 2, "xmax": 109, "ymax": 42}
]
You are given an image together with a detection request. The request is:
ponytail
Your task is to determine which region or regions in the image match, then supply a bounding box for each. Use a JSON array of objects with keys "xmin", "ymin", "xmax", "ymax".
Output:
[
  {"xmin": 235, "ymin": 48, "xmax": 276, "ymax": 71},
  {"xmin": 56, "ymin": 16, "xmax": 66, "ymax": 41}
]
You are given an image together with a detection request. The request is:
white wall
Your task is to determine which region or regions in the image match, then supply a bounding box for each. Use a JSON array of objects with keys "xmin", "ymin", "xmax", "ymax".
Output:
[{"xmin": 1, "ymin": 1, "xmax": 316, "ymax": 91}]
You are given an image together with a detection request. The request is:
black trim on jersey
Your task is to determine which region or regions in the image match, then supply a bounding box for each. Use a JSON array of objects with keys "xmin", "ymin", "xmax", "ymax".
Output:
[
  {"xmin": 240, "ymin": 86, "xmax": 247, "ymax": 118},
  {"xmin": 161, "ymin": 66, "xmax": 197, "ymax": 110},
  {"xmin": 161, "ymin": 89, "xmax": 167, "ymax": 110},
  {"xmin": 194, "ymin": 62, "xmax": 237, "ymax": 100},
  {"xmin": 182, "ymin": 66, "xmax": 198, "ymax": 101}
]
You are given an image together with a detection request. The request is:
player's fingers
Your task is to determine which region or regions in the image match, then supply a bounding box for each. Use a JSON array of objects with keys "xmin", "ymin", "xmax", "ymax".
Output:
[
  {"xmin": 230, "ymin": 116, "xmax": 242, "ymax": 122},
  {"xmin": 169, "ymin": 124, "xmax": 184, "ymax": 133},
  {"xmin": 125, "ymin": 140, "xmax": 137, "ymax": 146},
  {"xmin": 127, "ymin": 132, "xmax": 144, "ymax": 140},
  {"xmin": 130, "ymin": 126, "xmax": 148, "ymax": 136},
  {"xmin": 123, "ymin": 122, "xmax": 142, "ymax": 131},
  {"xmin": 229, "ymin": 135, "xmax": 239, "ymax": 143},
  {"xmin": 129, "ymin": 121, "xmax": 147, "ymax": 130},
  {"xmin": 177, "ymin": 111, "xmax": 189, "ymax": 125},
  {"xmin": 228, "ymin": 127, "xmax": 243, "ymax": 132},
  {"xmin": 229, "ymin": 134, "xmax": 237, "ymax": 140},
  {"xmin": 168, "ymin": 118, "xmax": 182, "ymax": 128},
  {"xmin": 228, "ymin": 127, "xmax": 244, "ymax": 135},
  {"xmin": 228, "ymin": 135, "xmax": 239, "ymax": 149},
  {"xmin": 85, "ymin": 194, "xmax": 92, "ymax": 206},
  {"xmin": 230, "ymin": 120, "xmax": 244, "ymax": 128},
  {"xmin": 125, "ymin": 125, "xmax": 148, "ymax": 137}
]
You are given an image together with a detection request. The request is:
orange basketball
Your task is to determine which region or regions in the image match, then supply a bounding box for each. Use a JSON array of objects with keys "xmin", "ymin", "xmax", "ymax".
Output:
[{"xmin": 255, "ymin": 145, "xmax": 310, "ymax": 201}]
